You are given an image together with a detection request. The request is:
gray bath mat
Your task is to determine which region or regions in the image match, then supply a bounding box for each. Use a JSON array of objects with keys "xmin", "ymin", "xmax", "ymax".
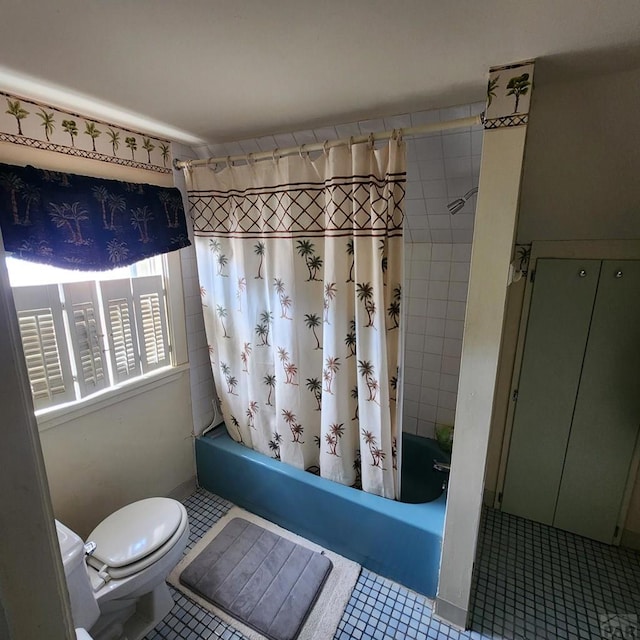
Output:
[{"xmin": 178, "ymin": 517, "xmax": 333, "ymax": 640}]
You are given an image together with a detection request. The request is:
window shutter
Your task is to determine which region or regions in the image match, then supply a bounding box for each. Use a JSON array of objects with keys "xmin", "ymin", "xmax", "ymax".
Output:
[
  {"xmin": 11, "ymin": 284, "xmax": 75, "ymax": 409},
  {"xmin": 62, "ymin": 282, "xmax": 108, "ymax": 397},
  {"xmin": 132, "ymin": 275, "xmax": 171, "ymax": 373},
  {"xmin": 99, "ymin": 279, "xmax": 141, "ymax": 383}
]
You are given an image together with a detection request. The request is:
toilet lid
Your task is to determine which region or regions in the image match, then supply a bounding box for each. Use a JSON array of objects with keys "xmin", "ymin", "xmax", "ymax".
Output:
[{"xmin": 88, "ymin": 497, "xmax": 184, "ymax": 568}]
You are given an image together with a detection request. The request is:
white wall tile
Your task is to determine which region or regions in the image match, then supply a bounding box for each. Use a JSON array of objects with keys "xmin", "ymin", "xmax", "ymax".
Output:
[
  {"xmin": 450, "ymin": 213, "xmax": 475, "ymax": 230},
  {"xmin": 444, "ymin": 157, "xmax": 472, "ymax": 179},
  {"xmin": 430, "ymin": 261, "xmax": 451, "ymax": 281},
  {"xmin": 430, "ymin": 230, "xmax": 453, "ymax": 243},
  {"xmin": 405, "ymin": 181, "xmax": 424, "ymax": 200},
  {"xmin": 426, "ymin": 299, "xmax": 448, "ymax": 318},
  {"xmin": 422, "ymin": 371, "xmax": 440, "ymax": 389},
  {"xmin": 405, "ymin": 350, "xmax": 423, "ymax": 369},
  {"xmin": 238, "ymin": 138, "xmax": 261, "ymax": 153},
  {"xmin": 443, "ymin": 338, "xmax": 463, "ymax": 358},
  {"xmin": 446, "ymin": 300, "xmax": 467, "ymax": 320},
  {"xmin": 420, "ymin": 387, "xmax": 439, "ymax": 406},
  {"xmin": 440, "ymin": 373, "xmax": 460, "ymax": 393},
  {"xmin": 452, "ymin": 244, "xmax": 473, "ymax": 262},
  {"xmin": 410, "ymin": 110, "xmax": 440, "ymax": 126},
  {"xmin": 255, "ymin": 135, "xmax": 278, "ymax": 152},
  {"xmin": 436, "ymin": 407, "xmax": 456, "ymax": 426},
  {"xmin": 419, "ymin": 404, "xmax": 437, "ymax": 422},
  {"xmin": 442, "ymin": 356, "xmax": 461, "ymax": 376},
  {"xmin": 450, "ymin": 262, "xmax": 470, "ymax": 282},
  {"xmin": 313, "ymin": 126, "xmax": 339, "ymax": 142},
  {"xmin": 431, "ymin": 244, "xmax": 453, "ymax": 261},
  {"xmin": 440, "ymin": 104, "xmax": 471, "ymax": 121},
  {"xmin": 425, "ymin": 336, "xmax": 444, "ymax": 355},
  {"xmin": 383, "ymin": 114, "xmax": 412, "ymax": 130},
  {"xmin": 334, "ymin": 122, "xmax": 361, "ymax": 138},
  {"xmin": 445, "ymin": 319, "xmax": 465, "ymax": 339},
  {"xmin": 425, "ymin": 316, "xmax": 446, "ymax": 337},
  {"xmin": 417, "ymin": 420, "xmax": 435, "ymax": 438},
  {"xmin": 292, "ymin": 130, "xmax": 317, "ymax": 145},
  {"xmin": 423, "ymin": 352, "xmax": 443, "ymax": 372},
  {"xmin": 448, "ymin": 281, "xmax": 469, "ymax": 302},
  {"xmin": 419, "ymin": 160, "xmax": 445, "ymax": 180},
  {"xmin": 451, "ymin": 229, "xmax": 474, "ymax": 243},
  {"xmin": 442, "ymin": 133, "xmax": 471, "ymax": 158},
  {"xmin": 421, "ymin": 179, "xmax": 448, "ymax": 199},
  {"xmin": 358, "ymin": 118, "xmax": 386, "ymax": 134},
  {"xmin": 428, "ymin": 281, "xmax": 449, "ymax": 300}
]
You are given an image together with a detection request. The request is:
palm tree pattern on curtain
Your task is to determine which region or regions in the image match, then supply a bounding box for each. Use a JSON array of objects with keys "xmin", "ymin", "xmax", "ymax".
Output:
[
  {"xmin": 0, "ymin": 162, "xmax": 190, "ymax": 269},
  {"xmin": 187, "ymin": 140, "xmax": 405, "ymax": 499}
]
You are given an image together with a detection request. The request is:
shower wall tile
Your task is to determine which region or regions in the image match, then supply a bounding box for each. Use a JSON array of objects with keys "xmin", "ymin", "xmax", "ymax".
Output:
[
  {"xmin": 402, "ymin": 242, "xmax": 472, "ymax": 438},
  {"xmin": 174, "ymin": 142, "xmax": 220, "ymax": 436}
]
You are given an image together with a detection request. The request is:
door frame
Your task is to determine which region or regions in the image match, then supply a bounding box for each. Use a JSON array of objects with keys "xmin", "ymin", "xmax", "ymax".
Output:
[{"xmin": 494, "ymin": 239, "xmax": 640, "ymax": 545}]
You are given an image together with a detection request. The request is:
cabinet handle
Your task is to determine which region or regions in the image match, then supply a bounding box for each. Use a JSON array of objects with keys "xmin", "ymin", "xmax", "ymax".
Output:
[
  {"xmin": 579, "ymin": 269, "xmax": 587, "ymax": 277},
  {"xmin": 615, "ymin": 270, "xmax": 623, "ymax": 279}
]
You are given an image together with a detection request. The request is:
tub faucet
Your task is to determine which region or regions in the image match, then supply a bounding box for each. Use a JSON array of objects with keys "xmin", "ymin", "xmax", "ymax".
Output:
[{"xmin": 433, "ymin": 460, "xmax": 451, "ymax": 473}]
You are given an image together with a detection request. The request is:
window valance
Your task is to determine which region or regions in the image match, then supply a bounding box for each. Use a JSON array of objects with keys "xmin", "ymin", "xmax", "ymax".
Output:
[{"xmin": 0, "ymin": 162, "xmax": 190, "ymax": 270}]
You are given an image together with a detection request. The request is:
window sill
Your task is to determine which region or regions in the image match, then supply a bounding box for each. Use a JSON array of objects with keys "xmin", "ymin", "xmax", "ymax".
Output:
[{"xmin": 36, "ymin": 363, "xmax": 190, "ymax": 433}]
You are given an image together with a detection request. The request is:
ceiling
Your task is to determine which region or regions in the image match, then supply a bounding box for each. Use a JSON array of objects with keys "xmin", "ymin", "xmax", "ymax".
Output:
[{"xmin": 0, "ymin": 1, "xmax": 640, "ymax": 145}]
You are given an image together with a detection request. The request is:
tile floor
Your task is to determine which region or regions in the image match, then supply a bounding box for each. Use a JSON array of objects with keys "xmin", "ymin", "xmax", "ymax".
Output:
[{"xmin": 145, "ymin": 489, "xmax": 640, "ymax": 640}]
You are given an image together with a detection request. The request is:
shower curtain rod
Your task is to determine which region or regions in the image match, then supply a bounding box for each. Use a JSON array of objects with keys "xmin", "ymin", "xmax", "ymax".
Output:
[{"xmin": 173, "ymin": 114, "xmax": 483, "ymax": 170}]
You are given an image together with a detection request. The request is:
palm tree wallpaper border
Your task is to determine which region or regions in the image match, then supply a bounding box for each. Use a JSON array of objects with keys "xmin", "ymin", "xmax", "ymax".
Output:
[
  {"xmin": 483, "ymin": 61, "xmax": 535, "ymax": 129},
  {"xmin": 0, "ymin": 91, "xmax": 172, "ymax": 174}
]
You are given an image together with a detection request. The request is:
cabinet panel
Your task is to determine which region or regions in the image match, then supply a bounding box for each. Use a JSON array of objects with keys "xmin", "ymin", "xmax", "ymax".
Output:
[
  {"xmin": 553, "ymin": 261, "xmax": 640, "ymax": 543},
  {"xmin": 502, "ymin": 260, "xmax": 601, "ymax": 523}
]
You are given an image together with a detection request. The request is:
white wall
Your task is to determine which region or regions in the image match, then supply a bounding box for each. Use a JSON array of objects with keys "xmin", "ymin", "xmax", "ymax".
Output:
[
  {"xmin": 39, "ymin": 370, "xmax": 194, "ymax": 537},
  {"xmin": 517, "ymin": 65, "xmax": 640, "ymax": 243},
  {"xmin": 403, "ymin": 243, "xmax": 472, "ymax": 437},
  {"xmin": 485, "ymin": 64, "xmax": 640, "ymax": 543}
]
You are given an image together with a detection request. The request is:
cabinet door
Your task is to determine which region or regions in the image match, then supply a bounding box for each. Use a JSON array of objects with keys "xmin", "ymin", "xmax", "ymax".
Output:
[
  {"xmin": 501, "ymin": 259, "xmax": 601, "ymax": 524},
  {"xmin": 553, "ymin": 261, "xmax": 640, "ymax": 543}
]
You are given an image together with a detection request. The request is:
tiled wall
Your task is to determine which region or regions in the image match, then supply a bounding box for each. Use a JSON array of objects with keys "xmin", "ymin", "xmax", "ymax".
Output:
[
  {"xmin": 173, "ymin": 142, "xmax": 221, "ymax": 435},
  {"xmin": 403, "ymin": 242, "xmax": 472, "ymax": 438}
]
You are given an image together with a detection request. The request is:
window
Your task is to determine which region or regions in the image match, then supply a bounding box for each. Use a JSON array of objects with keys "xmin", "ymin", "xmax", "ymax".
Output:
[{"xmin": 7, "ymin": 256, "xmax": 172, "ymax": 412}]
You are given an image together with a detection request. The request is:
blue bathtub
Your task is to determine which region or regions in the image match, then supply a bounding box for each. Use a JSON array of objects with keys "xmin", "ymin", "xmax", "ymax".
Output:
[{"xmin": 196, "ymin": 427, "xmax": 448, "ymax": 597}]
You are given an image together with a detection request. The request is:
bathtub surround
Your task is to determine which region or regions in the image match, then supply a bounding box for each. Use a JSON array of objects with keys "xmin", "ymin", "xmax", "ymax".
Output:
[
  {"xmin": 436, "ymin": 61, "xmax": 535, "ymax": 627},
  {"xmin": 186, "ymin": 141, "xmax": 404, "ymax": 499},
  {"xmin": 403, "ymin": 242, "xmax": 472, "ymax": 439},
  {"xmin": 196, "ymin": 427, "xmax": 446, "ymax": 598}
]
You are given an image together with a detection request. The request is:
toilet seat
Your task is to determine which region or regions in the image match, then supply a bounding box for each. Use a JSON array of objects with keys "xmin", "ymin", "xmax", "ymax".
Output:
[{"xmin": 87, "ymin": 498, "xmax": 188, "ymax": 582}]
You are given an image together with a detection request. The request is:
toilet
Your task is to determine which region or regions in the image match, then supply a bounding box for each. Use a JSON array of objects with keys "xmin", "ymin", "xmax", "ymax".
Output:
[{"xmin": 56, "ymin": 497, "xmax": 189, "ymax": 640}]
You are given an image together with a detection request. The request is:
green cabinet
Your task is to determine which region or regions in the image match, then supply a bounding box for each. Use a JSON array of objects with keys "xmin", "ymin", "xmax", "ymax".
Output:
[{"xmin": 502, "ymin": 259, "xmax": 640, "ymax": 544}]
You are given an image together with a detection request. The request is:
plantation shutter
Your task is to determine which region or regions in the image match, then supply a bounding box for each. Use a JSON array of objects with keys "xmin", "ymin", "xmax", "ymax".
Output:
[
  {"xmin": 100, "ymin": 279, "xmax": 142, "ymax": 383},
  {"xmin": 62, "ymin": 282, "xmax": 108, "ymax": 397},
  {"xmin": 12, "ymin": 284, "xmax": 75, "ymax": 409},
  {"xmin": 132, "ymin": 275, "xmax": 171, "ymax": 373}
]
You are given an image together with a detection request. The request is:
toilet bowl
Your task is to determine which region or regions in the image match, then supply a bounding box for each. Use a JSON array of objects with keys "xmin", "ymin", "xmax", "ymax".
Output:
[{"xmin": 56, "ymin": 497, "xmax": 189, "ymax": 640}]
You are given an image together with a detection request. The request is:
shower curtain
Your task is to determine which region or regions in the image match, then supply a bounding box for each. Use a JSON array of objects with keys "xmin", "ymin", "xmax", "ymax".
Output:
[{"xmin": 186, "ymin": 139, "xmax": 405, "ymax": 499}]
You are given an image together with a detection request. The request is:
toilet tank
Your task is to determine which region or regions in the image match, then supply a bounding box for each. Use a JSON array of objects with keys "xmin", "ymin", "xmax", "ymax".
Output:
[{"xmin": 55, "ymin": 520, "xmax": 100, "ymax": 631}]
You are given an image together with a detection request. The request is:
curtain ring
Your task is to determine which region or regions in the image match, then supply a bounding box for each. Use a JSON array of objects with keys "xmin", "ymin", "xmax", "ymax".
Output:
[
  {"xmin": 397, "ymin": 128, "xmax": 404, "ymax": 143},
  {"xmin": 323, "ymin": 140, "xmax": 329, "ymax": 156},
  {"xmin": 391, "ymin": 129, "xmax": 397, "ymax": 141},
  {"xmin": 272, "ymin": 148, "xmax": 279, "ymax": 164},
  {"xmin": 225, "ymin": 155, "xmax": 233, "ymax": 169},
  {"xmin": 368, "ymin": 133, "xmax": 375, "ymax": 149},
  {"xmin": 299, "ymin": 144, "xmax": 307, "ymax": 160},
  {"xmin": 246, "ymin": 152, "xmax": 255, "ymax": 166}
]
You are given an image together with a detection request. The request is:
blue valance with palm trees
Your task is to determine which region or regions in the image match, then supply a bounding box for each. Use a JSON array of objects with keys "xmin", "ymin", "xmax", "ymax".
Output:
[{"xmin": 0, "ymin": 162, "xmax": 190, "ymax": 270}]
